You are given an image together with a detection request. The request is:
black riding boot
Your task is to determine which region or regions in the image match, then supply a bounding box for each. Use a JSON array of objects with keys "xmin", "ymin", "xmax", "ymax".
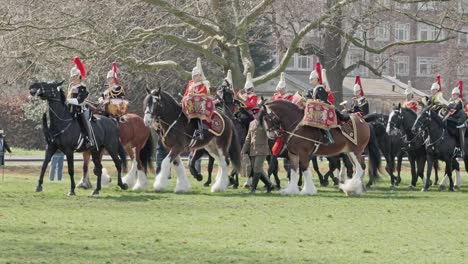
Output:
[
  {"xmin": 81, "ymin": 114, "xmax": 95, "ymax": 148},
  {"xmin": 249, "ymin": 173, "xmax": 260, "ymax": 194},
  {"xmin": 259, "ymin": 172, "xmax": 274, "ymax": 193},
  {"xmin": 459, "ymin": 127, "xmax": 465, "ymax": 157},
  {"xmin": 335, "ymin": 109, "xmax": 350, "ymax": 122},
  {"xmin": 193, "ymin": 120, "xmax": 205, "ymax": 140},
  {"xmin": 321, "ymin": 129, "xmax": 335, "ymax": 144}
]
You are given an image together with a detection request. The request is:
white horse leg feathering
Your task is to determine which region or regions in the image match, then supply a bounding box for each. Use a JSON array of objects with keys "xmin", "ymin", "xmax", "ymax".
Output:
[
  {"xmin": 339, "ymin": 152, "xmax": 364, "ymax": 196},
  {"xmin": 154, "ymin": 153, "xmax": 171, "ymax": 192},
  {"xmin": 122, "ymin": 157, "xmax": 138, "ymax": 189},
  {"xmin": 174, "ymin": 155, "xmax": 191, "ymax": 193},
  {"xmin": 210, "ymin": 148, "xmax": 230, "ymax": 193},
  {"xmin": 280, "ymin": 169, "xmax": 300, "ymax": 195},
  {"xmin": 300, "ymin": 168, "xmax": 317, "ymax": 195}
]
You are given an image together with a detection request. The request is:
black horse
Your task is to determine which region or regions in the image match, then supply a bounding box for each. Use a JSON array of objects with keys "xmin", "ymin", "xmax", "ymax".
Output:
[
  {"xmin": 188, "ymin": 84, "xmax": 248, "ymax": 188},
  {"xmin": 387, "ymin": 105, "xmax": 442, "ymax": 189},
  {"xmin": 29, "ymin": 81, "xmax": 127, "ymax": 195},
  {"xmin": 413, "ymin": 106, "xmax": 460, "ymax": 191},
  {"xmin": 365, "ymin": 113, "xmax": 404, "ymax": 187}
]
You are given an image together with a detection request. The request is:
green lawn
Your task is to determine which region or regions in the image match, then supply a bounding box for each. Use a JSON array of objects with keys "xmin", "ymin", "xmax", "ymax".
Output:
[
  {"xmin": 0, "ymin": 162, "xmax": 468, "ymax": 264},
  {"xmin": 9, "ymin": 148, "xmax": 43, "ymax": 155}
]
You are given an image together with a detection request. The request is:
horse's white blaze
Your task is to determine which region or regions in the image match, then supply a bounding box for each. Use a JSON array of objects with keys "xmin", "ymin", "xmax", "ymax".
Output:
[
  {"xmin": 211, "ymin": 149, "xmax": 229, "ymax": 193},
  {"xmin": 122, "ymin": 159, "xmax": 138, "ymax": 189},
  {"xmin": 300, "ymin": 169, "xmax": 317, "ymax": 195},
  {"xmin": 101, "ymin": 168, "xmax": 112, "ymax": 187},
  {"xmin": 143, "ymin": 107, "xmax": 152, "ymax": 127},
  {"xmin": 386, "ymin": 110, "xmax": 395, "ymax": 134},
  {"xmin": 154, "ymin": 155, "xmax": 171, "ymax": 192},
  {"xmin": 133, "ymin": 170, "xmax": 148, "ymax": 191},
  {"xmin": 174, "ymin": 156, "xmax": 190, "ymax": 193},
  {"xmin": 280, "ymin": 169, "xmax": 300, "ymax": 195},
  {"xmin": 340, "ymin": 152, "xmax": 364, "ymax": 196},
  {"xmin": 456, "ymin": 169, "xmax": 462, "ymax": 187}
]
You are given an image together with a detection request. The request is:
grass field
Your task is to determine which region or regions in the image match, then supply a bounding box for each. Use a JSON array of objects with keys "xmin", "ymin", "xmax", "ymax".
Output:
[{"xmin": 1, "ymin": 161, "xmax": 468, "ymax": 264}]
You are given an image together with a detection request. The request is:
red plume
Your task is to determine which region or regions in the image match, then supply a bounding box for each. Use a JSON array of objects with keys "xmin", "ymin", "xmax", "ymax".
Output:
[
  {"xmin": 436, "ymin": 74, "xmax": 442, "ymax": 92},
  {"xmin": 272, "ymin": 137, "xmax": 283, "ymax": 156},
  {"xmin": 112, "ymin": 62, "xmax": 119, "ymax": 85},
  {"xmin": 73, "ymin": 56, "xmax": 87, "ymax": 78},
  {"xmin": 355, "ymin": 75, "xmax": 364, "ymax": 97},
  {"xmin": 459, "ymin": 80, "xmax": 463, "ymax": 99},
  {"xmin": 315, "ymin": 62, "xmax": 323, "ymax": 85}
]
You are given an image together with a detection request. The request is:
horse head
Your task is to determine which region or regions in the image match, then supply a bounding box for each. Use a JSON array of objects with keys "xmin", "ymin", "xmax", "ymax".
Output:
[
  {"xmin": 259, "ymin": 104, "xmax": 282, "ymax": 140},
  {"xmin": 412, "ymin": 106, "xmax": 432, "ymax": 134},
  {"xmin": 29, "ymin": 80, "xmax": 65, "ymax": 100},
  {"xmin": 216, "ymin": 80, "xmax": 235, "ymax": 104},
  {"xmin": 143, "ymin": 87, "xmax": 179, "ymax": 127}
]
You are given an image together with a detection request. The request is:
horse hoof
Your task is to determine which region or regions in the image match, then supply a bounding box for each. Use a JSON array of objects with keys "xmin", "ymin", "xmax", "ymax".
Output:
[
  {"xmin": 408, "ymin": 185, "xmax": 415, "ymax": 191},
  {"xmin": 195, "ymin": 174, "xmax": 203, "ymax": 182},
  {"xmin": 68, "ymin": 191, "xmax": 76, "ymax": 196},
  {"xmin": 448, "ymin": 188, "xmax": 455, "ymax": 192},
  {"xmin": 321, "ymin": 180, "xmax": 329, "ymax": 187},
  {"xmin": 35, "ymin": 186, "xmax": 43, "ymax": 192},
  {"xmin": 233, "ymin": 184, "xmax": 239, "ymax": 189},
  {"xmin": 203, "ymin": 182, "xmax": 211, "ymax": 187},
  {"xmin": 332, "ymin": 177, "xmax": 339, "ymax": 186},
  {"xmin": 121, "ymin": 183, "xmax": 129, "ymax": 190},
  {"xmin": 421, "ymin": 188, "xmax": 428, "ymax": 192},
  {"xmin": 454, "ymin": 186, "xmax": 460, "ymax": 190},
  {"xmin": 91, "ymin": 190, "xmax": 100, "ymax": 196}
]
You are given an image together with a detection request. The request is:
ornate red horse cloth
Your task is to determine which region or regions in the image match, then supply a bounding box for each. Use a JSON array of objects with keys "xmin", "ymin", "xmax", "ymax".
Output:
[
  {"xmin": 301, "ymin": 99, "xmax": 338, "ymax": 130},
  {"xmin": 182, "ymin": 94, "xmax": 224, "ymax": 136}
]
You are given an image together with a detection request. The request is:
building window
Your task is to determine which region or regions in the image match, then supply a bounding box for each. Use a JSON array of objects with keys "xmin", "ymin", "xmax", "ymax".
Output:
[
  {"xmin": 374, "ymin": 55, "xmax": 390, "ymax": 75},
  {"xmin": 286, "ymin": 54, "xmax": 296, "ymax": 70},
  {"xmin": 417, "ymin": 57, "xmax": 440, "ymax": 77},
  {"xmin": 375, "ymin": 25, "xmax": 390, "ymax": 41},
  {"xmin": 418, "ymin": 23, "xmax": 440, "ymax": 41},
  {"xmin": 458, "ymin": 27, "xmax": 468, "ymax": 45},
  {"xmin": 395, "ymin": 23, "xmax": 410, "ymax": 41},
  {"xmin": 297, "ymin": 55, "xmax": 312, "ymax": 71},
  {"xmin": 394, "ymin": 56, "xmax": 409, "ymax": 76}
]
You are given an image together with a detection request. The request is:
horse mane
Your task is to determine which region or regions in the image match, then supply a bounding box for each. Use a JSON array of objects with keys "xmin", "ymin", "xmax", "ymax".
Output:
[
  {"xmin": 160, "ymin": 91, "xmax": 181, "ymax": 107},
  {"xmin": 267, "ymin": 99, "xmax": 303, "ymax": 115},
  {"xmin": 427, "ymin": 107, "xmax": 444, "ymax": 127},
  {"xmin": 364, "ymin": 113, "xmax": 388, "ymax": 123},
  {"xmin": 59, "ymin": 88, "xmax": 66, "ymax": 103}
]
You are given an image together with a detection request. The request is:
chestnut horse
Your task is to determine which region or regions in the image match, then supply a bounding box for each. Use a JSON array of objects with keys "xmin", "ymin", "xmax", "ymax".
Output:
[
  {"xmin": 76, "ymin": 113, "xmax": 153, "ymax": 191},
  {"xmin": 143, "ymin": 88, "xmax": 241, "ymax": 193},
  {"xmin": 259, "ymin": 100, "xmax": 380, "ymax": 195}
]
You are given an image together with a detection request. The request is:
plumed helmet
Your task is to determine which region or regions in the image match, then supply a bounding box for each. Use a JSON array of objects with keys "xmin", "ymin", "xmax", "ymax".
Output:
[
  {"xmin": 309, "ymin": 62, "xmax": 323, "ymax": 84},
  {"xmin": 192, "ymin": 57, "xmax": 205, "ymax": 80},
  {"xmin": 431, "ymin": 82, "xmax": 440, "ymax": 91},
  {"xmin": 276, "ymin": 72, "xmax": 286, "ymax": 91},
  {"xmin": 353, "ymin": 75, "xmax": 364, "ymax": 96},
  {"xmin": 244, "ymin": 72, "xmax": 254, "ymax": 91},
  {"xmin": 225, "ymin": 69, "xmax": 233, "ymax": 87},
  {"xmin": 106, "ymin": 62, "xmax": 119, "ymax": 84},
  {"xmin": 321, "ymin": 69, "xmax": 329, "ymax": 88},
  {"xmin": 70, "ymin": 56, "xmax": 86, "ymax": 78},
  {"xmin": 452, "ymin": 87, "xmax": 460, "ymax": 95}
]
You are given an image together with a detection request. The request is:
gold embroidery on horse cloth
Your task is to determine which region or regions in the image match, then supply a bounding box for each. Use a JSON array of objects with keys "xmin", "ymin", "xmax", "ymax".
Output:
[
  {"xmin": 301, "ymin": 99, "xmax": 338, "ymax": 130},
  {"xmin": 338, "ymin": 115, "xmax": 358, "ymax": 145},
  {"xmin": 208, "ymin": 111, "xmax": 225, "ymax": 136}
]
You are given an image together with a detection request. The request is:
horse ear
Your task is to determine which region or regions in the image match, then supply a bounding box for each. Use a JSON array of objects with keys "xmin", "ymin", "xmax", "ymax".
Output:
[
  {"xmin": 146, "ymin": 88, "xmax": 151, "ymax": 95},
  {"xmin": 397, "ymin": 103, "xmax": 401, "ymax": 109}
]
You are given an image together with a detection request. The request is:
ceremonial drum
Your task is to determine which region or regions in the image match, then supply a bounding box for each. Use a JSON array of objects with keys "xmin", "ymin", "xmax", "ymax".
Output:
[
  {"xmin": 302, "ymin": 99, "xmax": 338, "ymax": 130},
  {"xmin": 291, "ymin": 92, "xmax": 306, "ymax": 108},
  {"xmin": 182, "ymin": 94, "xmax": 215, "ymax": 122},
  {"xmin": 105, "ymin": 98, "xmax": 129, "ymax": 117}
]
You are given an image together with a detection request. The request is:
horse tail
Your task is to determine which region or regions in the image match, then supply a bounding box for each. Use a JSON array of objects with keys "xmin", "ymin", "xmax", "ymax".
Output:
[
  {"xmin": 367, "ymin": 123, "xmax": 382, "ymax": 180},
  {"xmin": 228, "ymin": 125, "xmax": 242, "ymax": 174},
  {"xmin": 140, "ymin": 134, "xmax": 155, "ymax": 173},
  {"xmin": 118, "ymin": 142, "xmax": 128, "ymax": 172}
]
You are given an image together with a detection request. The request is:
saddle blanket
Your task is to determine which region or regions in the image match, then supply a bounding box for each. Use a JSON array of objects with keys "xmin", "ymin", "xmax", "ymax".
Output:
[
  {"xmin": 302, "ymin": 99, "xmax": 338, "ymax": 130},
  {"xmin": 208, "ymin": 111, "xmax": 225, "ymax": 136},
  {"xmin": 182, "ymin": 94, "xmax": 215, "ymax": 122},
  {"xmin": 338, "ymin": 115, "xmax": 358, "ymax": 145}
]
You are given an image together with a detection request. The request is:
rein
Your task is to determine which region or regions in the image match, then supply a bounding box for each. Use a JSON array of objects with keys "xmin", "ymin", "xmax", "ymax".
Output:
[{"xmin": 424, "ymin": 129, "xmax": 445, "ymax": 148}]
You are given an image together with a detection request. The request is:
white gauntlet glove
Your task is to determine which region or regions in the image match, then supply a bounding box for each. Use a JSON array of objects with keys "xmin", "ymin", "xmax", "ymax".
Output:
[{"xmin": 65, "ymin": 98, "xmax": 79, "ymax": 105}]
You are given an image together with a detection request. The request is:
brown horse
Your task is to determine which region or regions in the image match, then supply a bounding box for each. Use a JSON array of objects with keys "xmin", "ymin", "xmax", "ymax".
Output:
[
  {"xmin": 258, "ymin": 100, "xmax": 380, "ymax": 195},
  {"xmin": 143, "ymin": 88, "xmax": 241, "ymax": 193},
  {"xmin": 76, "ymin": 113, "xmax": 153, "ymax": 191}
]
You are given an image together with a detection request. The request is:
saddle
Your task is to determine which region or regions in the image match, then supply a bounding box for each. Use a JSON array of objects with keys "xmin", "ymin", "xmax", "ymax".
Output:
[
  {"xmin": 338, "ymin": 115, "xmax": 359, "ymax": 145},
  {"xmin": 208, "ymin": 111, "xmax": 225, "ymax": 136}
]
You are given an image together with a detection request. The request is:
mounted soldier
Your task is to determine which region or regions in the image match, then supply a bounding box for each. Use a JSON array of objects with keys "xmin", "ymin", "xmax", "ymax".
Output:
[
  {"xmin": 271, "ymin": 72, "xmax": 293, "ymax": 101},
  {"xmin": 234, "ymin": 72, "xmax": 259, "ymax": 128},
  {"xmin": 182, "ymin": 57, "xmax": 211, "ymax": 141},
  {"xmin": 99, "ymin": 62, "xmax": 128, "ymax": 118},
  {"xmin": 306, "ymin": 62, "xmax": 349, "ymax": 144},
  {"xmin": 429, "ymin": 75, "xmax": 448, "ymax": 112},
  {"xmin": 402, "ymin": 81, "xmax": 419, "ymax": 113},
  {"xmin": 350, "ymin": 75, "xmax": 369, "ymax": 116},
  {"xmin": 66, "ymin": 57, "xmax": 94, "ymax": 148},
  {"xmin": 445, "ymin": 81, "xmax": 466, "ymax": 157},
  {"xmin": 214, "ymin": 70, "xmax": 235, "ymax": 109}
]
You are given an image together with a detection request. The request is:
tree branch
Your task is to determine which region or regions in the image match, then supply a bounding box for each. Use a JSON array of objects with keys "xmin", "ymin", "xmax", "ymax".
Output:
[
  {"xmin": 120, "ymin": 57, "xmax": 191, "ymax": 79},
  {"xmin": 343, "ymin": 60, "xmax": 382, "ymax": 76},
  {"xmin": 237, "ymin": 0, "xmax": 275, "ymax": 33}
]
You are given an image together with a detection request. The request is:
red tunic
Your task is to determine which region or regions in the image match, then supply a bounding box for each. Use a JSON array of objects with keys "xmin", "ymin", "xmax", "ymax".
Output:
[
  {"xmin": 403, "ymin": 100, "xmax": 419, "ymax": 113},
  {"xmin": 184, "ymin": 81, "xmax": 208, "ymax": 96},
  {"xmin": 241, "ymin": 93, "xmax": 258, "ymax": 109},
  {"xmin": 272, "ymin": 92, "xmax": 293, "ymax": 101},
  {"xmin": 464, "ymin": 102, "xmax": 468, "ymax": 114}
]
